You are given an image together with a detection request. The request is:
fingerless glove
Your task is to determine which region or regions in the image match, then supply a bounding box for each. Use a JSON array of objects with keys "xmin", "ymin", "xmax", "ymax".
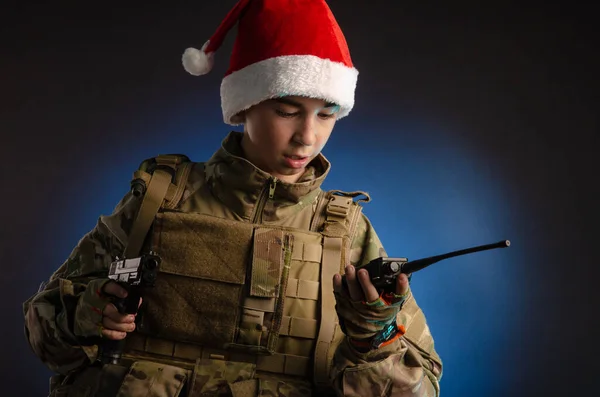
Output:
[
  {"xmin": 73, "ymin": 278, "xmax": 113, "ymax": 339},
  {"xmin": 334, "ymin": 290, "xmax": 410, "ymax": 351}
]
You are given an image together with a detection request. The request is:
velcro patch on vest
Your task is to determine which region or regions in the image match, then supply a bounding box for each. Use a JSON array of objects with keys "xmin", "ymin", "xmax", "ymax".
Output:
[
  {"xmin": 138, "ymin": 211, "xmax": 254, "ymax": 348},
  {"xmin": 250, "ymin": 228, "xmax": 289, "ymax": 298},
  {"xmin": 154, "ymin": 211, "xmax": 252, "ymax": 284},
  {"xmin": 235, "ymin": 229, "xmax": 294, "ymax": 354}
]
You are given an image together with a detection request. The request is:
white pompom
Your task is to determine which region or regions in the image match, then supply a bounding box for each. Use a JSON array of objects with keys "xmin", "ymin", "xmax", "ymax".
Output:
[{"xmin": 182, "ymin": 41, "xmax": 214, "ymax": 76}]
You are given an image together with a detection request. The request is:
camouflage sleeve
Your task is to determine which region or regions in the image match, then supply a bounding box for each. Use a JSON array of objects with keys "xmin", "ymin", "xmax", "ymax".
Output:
[
  {"xmin": 22, "ymin": 191, "xmax": 140, "ymax": 375},
  {"xmin": 331, "ymin": 214, "xmax": 443, "ymax": 396}
]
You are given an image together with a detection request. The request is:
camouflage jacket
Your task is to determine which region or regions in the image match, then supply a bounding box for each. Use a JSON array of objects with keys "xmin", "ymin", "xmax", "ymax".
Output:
[{"xmin": 23, "ymin": 131, "xmax": 442, "ymax": 396}]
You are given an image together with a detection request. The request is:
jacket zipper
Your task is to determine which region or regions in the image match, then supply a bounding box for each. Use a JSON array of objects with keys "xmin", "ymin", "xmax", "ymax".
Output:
[{"xmin": 252, "ymin": 176, "xmax": 278, "ymax": 224}]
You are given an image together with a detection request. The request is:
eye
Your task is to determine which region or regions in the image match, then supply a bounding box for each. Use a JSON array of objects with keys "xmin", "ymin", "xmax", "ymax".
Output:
[
  {"xmin": 275, "ymin": 109, "xmax": 299, "ymax": 118},
  {"xmin": 318, "ymin": 112, "xmax": 336, "ymax": 120},
  {"xmin": 318, "ymin": 105, "xmax": 340, "ymax": 120}
]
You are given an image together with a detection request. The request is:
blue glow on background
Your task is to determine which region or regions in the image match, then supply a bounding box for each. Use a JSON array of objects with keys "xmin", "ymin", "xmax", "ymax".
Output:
[
  {"xmin": 323, "ymin": 118, "xmax": 526, "ymax": 395},
  {"xmin": 38, "ymin": 102, "xmax": 527, "ymax": 397}
]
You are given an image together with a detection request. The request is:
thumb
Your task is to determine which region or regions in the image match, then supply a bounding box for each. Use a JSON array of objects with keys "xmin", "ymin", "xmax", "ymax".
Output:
[{"xmin": 396, "ymin": 273, "xmax": 410, "ymax": 296}]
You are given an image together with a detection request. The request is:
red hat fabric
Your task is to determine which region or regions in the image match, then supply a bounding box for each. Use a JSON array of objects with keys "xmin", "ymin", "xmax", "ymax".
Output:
[{"xmin": 182, "ymin": 0, "xmax": 359, "ymax": 125}]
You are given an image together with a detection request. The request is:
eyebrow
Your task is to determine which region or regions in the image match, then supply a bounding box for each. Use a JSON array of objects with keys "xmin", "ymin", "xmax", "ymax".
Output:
[{"xmin": 274, "ymin": 97, "xmax": 337, "ymax": 109}]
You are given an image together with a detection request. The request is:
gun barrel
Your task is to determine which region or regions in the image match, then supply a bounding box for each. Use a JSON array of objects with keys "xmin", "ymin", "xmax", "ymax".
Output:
[{"xmin": 401, "ymin": 239, "xmax": 510, "ymax": 274}]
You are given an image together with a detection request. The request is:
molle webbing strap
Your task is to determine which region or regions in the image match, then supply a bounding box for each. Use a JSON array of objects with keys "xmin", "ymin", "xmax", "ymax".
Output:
[
  {"xmin": 124, "ymin": 169, "xmax": 171, "ymax": 259},
  {"xmin": 163, "ymin": 160, "xmax": 193, "ymax": 210},
  {"xmin": 125, "ymin": 333, "xmax": 313, "ymax": 377},
  {"xmin": 286, "ymin": 278, "xmax": 319, "ymax": 300},
  {"xmin": 124, "ymin": 155, "xmax": 191, "ymax": 258},
  {"xmin": 313, "ymin": 237, "xmax": 342, "ymax": 387},
  {"xmin": 313, "ymin": 192, "xmax": 364, "ymax": 388},
  {"xmin": 308, "ymin": 189, "xmax": 370, "ymax": 233}
]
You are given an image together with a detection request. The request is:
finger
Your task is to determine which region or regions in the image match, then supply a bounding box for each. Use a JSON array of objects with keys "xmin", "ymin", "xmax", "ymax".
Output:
[
  {"xmin": 333, "ymin": 274, "xmax": 342, "ymax": 293},
  {"xmin": 103, "ymin": 303, "xmax": 135, "ymax": 323},
  {"xmin": 103, "ymin": 316, "xmax": 136, "ymax": 333},
  {"xmin": 396, "ymin": 273, "xmax": 410, "ymax": 296},
  {"xmin": 101, "ymin": 327, "xmax": 127, "ymax": 340},
  {"xmin": 357, "ymin": 269, "xmax": 380, "ymax": 303},
  {"xmin": 102, "ymin": 281, "xmax": 128, "ymax": 299},
  {"xmin": 345, "ymin": 265, "xmax": 364, "ymax": 301}
]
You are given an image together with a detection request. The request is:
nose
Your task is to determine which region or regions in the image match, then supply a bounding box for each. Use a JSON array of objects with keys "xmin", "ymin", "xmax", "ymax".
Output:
[{"xmin": 293, "ymin": 116, "xmax": 317, "ymax": 146}]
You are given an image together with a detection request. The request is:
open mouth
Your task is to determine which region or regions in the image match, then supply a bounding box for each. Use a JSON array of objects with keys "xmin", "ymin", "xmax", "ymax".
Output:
[{"xmin": 284, "ymin": 155, "xmax": 310, "ymax": 168}]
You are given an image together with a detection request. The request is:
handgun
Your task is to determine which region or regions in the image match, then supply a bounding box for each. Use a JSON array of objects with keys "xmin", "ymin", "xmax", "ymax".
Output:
[{"xmin": 98, "ymin": 253, "xmax": 160, "ymax": 365}]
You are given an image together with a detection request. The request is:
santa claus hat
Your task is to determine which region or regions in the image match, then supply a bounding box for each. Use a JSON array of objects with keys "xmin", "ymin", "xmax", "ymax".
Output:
[{"xmin": 182, "ymin": 0, "xmax": 359, "ymax": 125}]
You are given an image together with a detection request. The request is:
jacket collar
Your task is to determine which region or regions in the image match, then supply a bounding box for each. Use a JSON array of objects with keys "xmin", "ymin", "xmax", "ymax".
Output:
[{"xmin": 203, "ymin": 131, "xmax": 331, "ymax": 222}]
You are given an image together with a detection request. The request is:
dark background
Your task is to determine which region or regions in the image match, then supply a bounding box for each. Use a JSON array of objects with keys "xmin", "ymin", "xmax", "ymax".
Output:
[{"xmin": 2, "ymin": 1, "xmax": 598, "ymax": 396}]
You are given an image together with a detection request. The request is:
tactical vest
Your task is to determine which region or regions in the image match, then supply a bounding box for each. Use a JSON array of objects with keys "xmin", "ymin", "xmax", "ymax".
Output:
[{"xmin": 116, "ymin": 154, "xmax": 370, "ymax": 395}]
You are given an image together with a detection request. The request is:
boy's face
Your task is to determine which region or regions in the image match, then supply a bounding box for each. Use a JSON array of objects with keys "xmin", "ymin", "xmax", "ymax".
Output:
[{"xmin": 241, "ymin": 96, "xmax": 340, "ymax": 184}]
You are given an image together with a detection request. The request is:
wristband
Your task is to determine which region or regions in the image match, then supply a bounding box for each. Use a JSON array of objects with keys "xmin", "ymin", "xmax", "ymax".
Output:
[{"xmin": 349, "ymin": 319, "xmax": 407, "ymax": 352}]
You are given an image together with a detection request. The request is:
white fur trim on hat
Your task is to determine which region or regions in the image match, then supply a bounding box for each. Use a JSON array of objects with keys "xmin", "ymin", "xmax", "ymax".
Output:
[{"xmin": 220, "ymin": 55, "xmax": 359, "ymax": 125}]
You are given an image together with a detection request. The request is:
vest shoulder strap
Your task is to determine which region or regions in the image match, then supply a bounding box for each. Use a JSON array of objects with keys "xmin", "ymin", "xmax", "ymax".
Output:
[
  {"xmin": 124, "ymin": 154, "xmax": 194, "ymax": 258},
  {"xmin": 312, "ymin": 188, "xmax": 371, "ymax": 388}
]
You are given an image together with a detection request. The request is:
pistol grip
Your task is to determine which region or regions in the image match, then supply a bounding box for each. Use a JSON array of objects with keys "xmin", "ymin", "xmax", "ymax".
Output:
[{"xmin": 113, "ymin": 289, "xmax": 141, "ymax": 315}]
